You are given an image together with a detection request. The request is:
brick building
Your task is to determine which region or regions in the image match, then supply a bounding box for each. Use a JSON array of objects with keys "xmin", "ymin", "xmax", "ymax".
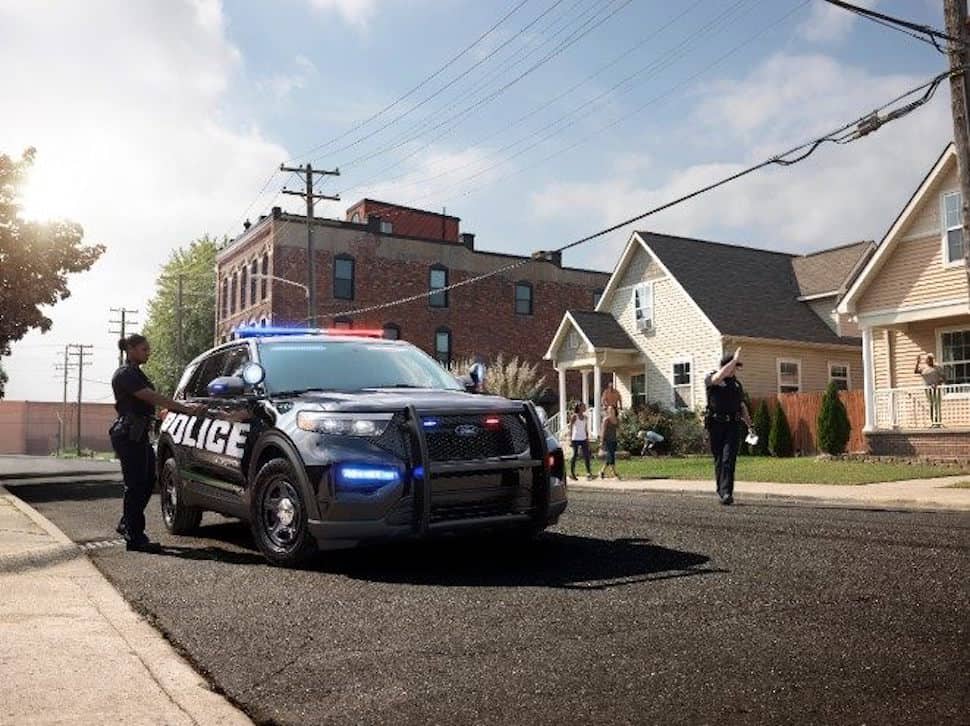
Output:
[{"xmin": 214, "ymin": 201, "xmax": 610, "ymax": 398}]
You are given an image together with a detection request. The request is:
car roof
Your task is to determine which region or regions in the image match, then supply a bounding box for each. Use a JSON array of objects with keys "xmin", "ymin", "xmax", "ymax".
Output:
[{"xmin": 185, "ymin": 334, "xmax": 406, "ymax": 369}]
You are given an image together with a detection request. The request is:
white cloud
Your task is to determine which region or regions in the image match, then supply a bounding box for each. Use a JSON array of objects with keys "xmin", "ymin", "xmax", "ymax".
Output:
[
  {"xmin": 256, "ymin": 54, "xmax": 318, "ymax": 102},
  {"xmin": 798, "ymin": 0, "xmax": 876, "ymax": 43},
  {"xmin": 532, "ymin": 52, "xmax": 952, "ymax": 258},
  {"xmin": 1, "ymin": 0, "xmax": 288, "ymax": 401},
  {"xmin": 307, "ymin": 0, "xmax": 379, "ymax": 28}
]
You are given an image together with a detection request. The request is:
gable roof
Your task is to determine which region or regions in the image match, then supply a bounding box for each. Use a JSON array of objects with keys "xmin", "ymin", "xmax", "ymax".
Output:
[
  {"xmin": 791, "ymin": 240, "xmax": 876, "ymax": 297},
  {"xmin": 838, "ymin": 143, "xmax": 955, "ymax": 314},
  {"xmin": 544, "ymin": 310, "xmax": 637, "ymax": 359},
  {"xmin": 637, "ymin": 232, "xmax": 863, "ymax": 346}
]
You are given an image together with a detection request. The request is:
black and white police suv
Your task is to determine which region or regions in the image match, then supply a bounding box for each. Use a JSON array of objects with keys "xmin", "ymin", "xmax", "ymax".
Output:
[{"xmin": 156, "ymin": 327, "xmax": 567, "ymax": 566}]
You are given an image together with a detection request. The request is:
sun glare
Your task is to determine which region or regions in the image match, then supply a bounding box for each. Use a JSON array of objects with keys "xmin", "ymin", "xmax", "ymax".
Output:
[{"xmin": 18, "ymin": 168, "xmax": 61, "ymax": 221}]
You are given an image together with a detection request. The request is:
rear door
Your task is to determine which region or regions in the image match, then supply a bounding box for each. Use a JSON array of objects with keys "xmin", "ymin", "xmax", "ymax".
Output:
[{"xmin": 204, "ymin": 344, "xmax": 259, "ymax": 486}]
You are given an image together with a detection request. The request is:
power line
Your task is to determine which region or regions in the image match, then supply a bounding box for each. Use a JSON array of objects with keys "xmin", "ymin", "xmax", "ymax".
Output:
[
  {"xmin": 322, "ymin": 68, "xmax": 952, "ymax": 321},
  {"xmin": 291, "ymin": 0, "xmax": 536, "ymax": 162},
  {"xmin": 820, "ymin": 0, "xmax": 958, "ymax": 52}
]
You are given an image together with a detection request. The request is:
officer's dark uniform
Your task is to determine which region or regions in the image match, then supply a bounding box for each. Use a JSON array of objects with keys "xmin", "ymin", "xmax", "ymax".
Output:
[
  {"xmin": 110, "ymin": 363, "xmax": 156, "ymax": 544},
  {"xmin": 704, "ymin": 363, "xmax": 745, "ymax": 504}
]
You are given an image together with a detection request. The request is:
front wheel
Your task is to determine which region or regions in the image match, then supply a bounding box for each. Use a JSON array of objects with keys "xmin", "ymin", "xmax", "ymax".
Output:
[
  {"xmin": 160, "ymin": 457, "xmax": 202, "ymax": 535},
  {"xmin": 250, "ymin": 458, "xmax": 316, "ymax": 567}
]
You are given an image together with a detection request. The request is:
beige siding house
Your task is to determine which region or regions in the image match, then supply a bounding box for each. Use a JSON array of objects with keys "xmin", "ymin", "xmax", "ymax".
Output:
[
  {"xmin": 545, "ymin": 231, "xmax": 872, "ymax": 434},
  {"xmin": 838, "ymin": 144, "xmax": 970, "ymax": 456}
]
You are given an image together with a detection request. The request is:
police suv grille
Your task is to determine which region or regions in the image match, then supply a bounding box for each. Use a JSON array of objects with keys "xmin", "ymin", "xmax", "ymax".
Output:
[
  {"xmin": 429, "ymin": 500, "xmax": 522, "ymax": 523},
  {"xmin": 425, "ymin": 414, "xmax": 530, "ymax": 462}
]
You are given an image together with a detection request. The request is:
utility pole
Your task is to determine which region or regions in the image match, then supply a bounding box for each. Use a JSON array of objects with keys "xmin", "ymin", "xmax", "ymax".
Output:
[
  {"xmin": 67, "ymin": 344, "xmax": 93, "ymax": 456},
  {"xmin": 53, "ymin": 346, "xmax": 77, "ymax": 455},
  {"xmin": 109, "ymin": 307, "xmax": 139, "ymax": 367},
  {"xmin": 280, "ymin": 163, "xmax": 340, "ymax": 323},
  {"xmin": 944, "ymin": 0, "xmax": 970, "ymax": 285}
]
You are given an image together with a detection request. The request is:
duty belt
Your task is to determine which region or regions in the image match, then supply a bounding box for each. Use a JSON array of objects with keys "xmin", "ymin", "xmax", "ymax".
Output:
[{"xmin": 706, "ymin": 412, "xmax": 741, "ymax": 423}]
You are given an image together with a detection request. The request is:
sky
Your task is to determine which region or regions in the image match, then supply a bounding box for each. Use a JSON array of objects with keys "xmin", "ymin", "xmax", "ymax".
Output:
[{"xmin": 0, "ymin": 0, "xmax": 956, "ymax": 402}]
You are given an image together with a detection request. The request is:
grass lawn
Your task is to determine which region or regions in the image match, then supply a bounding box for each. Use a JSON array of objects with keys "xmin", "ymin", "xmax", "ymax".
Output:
[{"xmin": 613, "ymin": 456, "xmax": 970, "ymax": 485}]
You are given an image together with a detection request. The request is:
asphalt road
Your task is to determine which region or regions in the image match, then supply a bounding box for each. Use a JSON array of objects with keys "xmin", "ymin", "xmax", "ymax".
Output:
[{"xmin": 11, "ymin": 479, "xmax": 970, "ymax": 726}]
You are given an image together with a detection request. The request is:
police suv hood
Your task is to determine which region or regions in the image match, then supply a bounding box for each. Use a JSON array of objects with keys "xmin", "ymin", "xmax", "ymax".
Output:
[{"xmin": 272, "ymin": 389, "xmax": 523, "ymax": 413}]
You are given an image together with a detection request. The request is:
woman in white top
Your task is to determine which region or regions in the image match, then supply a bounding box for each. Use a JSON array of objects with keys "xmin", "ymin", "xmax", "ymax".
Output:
[{"xmin": 568, "ymin": 402, "xmax": 594, "ymax": 481}]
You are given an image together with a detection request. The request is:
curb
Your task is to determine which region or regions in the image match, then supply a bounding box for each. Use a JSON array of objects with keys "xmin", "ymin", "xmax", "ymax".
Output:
[
  {"xmin": 569, "ymin": 483, "xmax": 970, "ymax": 512},
  {"xmin": 0, "ymin": 469, "xmax": 120, "ymax": 482}
]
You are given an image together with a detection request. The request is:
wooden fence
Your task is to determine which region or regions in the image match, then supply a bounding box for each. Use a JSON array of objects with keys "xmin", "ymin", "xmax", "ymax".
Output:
[{"xmin": 750, "ymin": 390, "xmax": 866, "ymax": 455}]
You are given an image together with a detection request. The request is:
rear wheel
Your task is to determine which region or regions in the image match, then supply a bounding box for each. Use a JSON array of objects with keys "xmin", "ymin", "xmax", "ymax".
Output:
[
  {"xmin": 160, "ymin": 457, "xmax": 202, "ymax": 535},
  {"xmin": 250, "ymin": 458, "xmax": 316, "ymax": 567}
]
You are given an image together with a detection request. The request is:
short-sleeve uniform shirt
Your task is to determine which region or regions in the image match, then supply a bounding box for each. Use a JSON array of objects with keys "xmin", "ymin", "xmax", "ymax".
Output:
[{"xmin": 111, "ymin": 364, "xmax": 155, "ymax": 418}]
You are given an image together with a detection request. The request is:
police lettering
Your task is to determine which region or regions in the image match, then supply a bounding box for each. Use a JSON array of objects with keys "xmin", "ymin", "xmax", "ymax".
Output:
[{"xmin": 161, "ymin": 413, "xmax": 250, "ymax": 459}]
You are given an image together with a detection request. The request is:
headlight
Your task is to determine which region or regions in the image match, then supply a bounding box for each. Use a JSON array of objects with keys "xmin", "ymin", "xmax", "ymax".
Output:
[{"xmin": 296, "ymin": 411, "xmax": 393, "ymax": 436}]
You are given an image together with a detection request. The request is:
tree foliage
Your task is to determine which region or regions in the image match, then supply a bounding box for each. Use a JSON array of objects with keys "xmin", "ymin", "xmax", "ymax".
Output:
[
  {"xmin": 817, "ymin": 381, "xmax": 851, "ymax": 455},
  {"xmin": 751, "ymin": 399, "xmax": 771, "ymax": 456},
  {"xmin": 0, "ymin": 360, "xmax": 7, "ymax": 400},
  {"xmin": 449, "ymin": 353, "xmax": 546, "ymax": 401},
  {"xmin": 0, "ymin": 147, "xmax": 104, "ymax": 356},
  {"xmin": 769, "ymin": 402, "xmax": 794, "ymax": 457},
  {"xmin": 142, "ymin": 237, "xmax": 218, "ymax": 396}
]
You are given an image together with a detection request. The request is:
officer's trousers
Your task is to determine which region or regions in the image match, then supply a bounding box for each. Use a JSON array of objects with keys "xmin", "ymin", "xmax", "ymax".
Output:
[
  {"xmin": 111, "ymin": 434, "xmax": 156, "ymax": 541},
  {"xmin": 708, "ymin": 420, "xmax": 740, "ymax": 500}
]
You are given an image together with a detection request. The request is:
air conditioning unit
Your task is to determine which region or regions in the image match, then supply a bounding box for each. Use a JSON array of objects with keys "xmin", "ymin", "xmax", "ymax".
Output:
[{"xmin": 637, "ymin": 317, "xmax": 653, "ymax": 332}]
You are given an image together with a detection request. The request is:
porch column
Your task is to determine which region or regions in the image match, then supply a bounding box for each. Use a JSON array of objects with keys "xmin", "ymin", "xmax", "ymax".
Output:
[
  {"xmin": 593, "ymin": 363, "xmax": 603, "ymax": 437},
  {"xmin": 581, "ymin": 370, "xmax": 590, "ymax": 409},
  {"xmin": 558, "ymin": 367, "xmax": 567, "ymax": 434},
  {"xmin": 862, "ymin": 326, "xmax": 876, "ymax": 432}
]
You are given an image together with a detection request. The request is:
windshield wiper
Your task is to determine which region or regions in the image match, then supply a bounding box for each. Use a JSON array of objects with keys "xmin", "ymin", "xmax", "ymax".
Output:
[
  {"xmin": 367, "ymin": 384, "xmax": 429, "ymax": 389},
  {"xmin": 270, "ymin": 387, "xmax": 332, "ymax": 398}
]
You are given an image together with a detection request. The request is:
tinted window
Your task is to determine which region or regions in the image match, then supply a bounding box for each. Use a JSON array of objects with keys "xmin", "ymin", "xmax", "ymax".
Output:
[
  {"xmin": 223, "ymin": 346, "xmax": 251, "ymax": 378},
  {"xmin": 435, "ymin": 328, "xmax": 452, "ymax": 365},
  {"xmin": 334, "ymin": 257, "xmax": 354, "ymax": 300},
  {"xmin": 174, "ymin": 363, "xmax": 198, "ymax": 400},
  {"xmin": 429, "ymin": 267, "xmax": 448, "ymax": 307},
  {"xmin": 258, "ymin": 341, "xmax": 463, "ymax": 393},
  {"xmin": 186, "ymin": 351, "xmax": 228, "ymax": 398},
  {"xmin": 514, "ymin": 282, "xmax": 532, "ymax": 315}
]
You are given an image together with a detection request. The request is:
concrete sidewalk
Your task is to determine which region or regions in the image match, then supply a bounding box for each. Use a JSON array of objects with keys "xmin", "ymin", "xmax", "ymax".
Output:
[
  {"xmin": 0, "ymin": 486, "xmax": 251, "ymax": 725},
  {"xmin": 573, "ymin": 475, "xmax": 970, "ymax": 511}
]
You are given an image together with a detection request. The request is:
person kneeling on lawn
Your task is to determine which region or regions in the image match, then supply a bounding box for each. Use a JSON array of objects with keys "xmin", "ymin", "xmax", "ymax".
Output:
[{"xmin": 704, "ymin": 348, "xmax": 752, "ymax": 506}]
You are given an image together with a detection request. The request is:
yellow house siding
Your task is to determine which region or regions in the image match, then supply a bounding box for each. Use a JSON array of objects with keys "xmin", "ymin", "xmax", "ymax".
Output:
[
  {"xmin": 874, "ymin": 314, "xmax": 970, "ymax": 389},
  {"xmin": 873, "ymin": 331, "xmax": 891, "ymax": 389},
  {"xmin": 554, "ymin": 320, "xmax": 593, "ymax": 367},
  {"xmin": 722, "ymin": 339, "xmax": 863, "ymax": 398},
  {"xmin": 607, "ymin": 244, "xmax": 721, "ymax": 409}
]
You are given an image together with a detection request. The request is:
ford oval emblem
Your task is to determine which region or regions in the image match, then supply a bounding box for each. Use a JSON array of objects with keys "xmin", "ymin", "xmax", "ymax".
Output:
[{"xmin": 455, "ymin": 424, "xmax": 480, "ymax": 438}]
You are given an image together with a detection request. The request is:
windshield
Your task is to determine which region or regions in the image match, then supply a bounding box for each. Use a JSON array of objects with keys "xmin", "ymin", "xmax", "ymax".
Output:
[{"xmin": 258, "ymin": 340, "xmax": 464, "ymax": 394}]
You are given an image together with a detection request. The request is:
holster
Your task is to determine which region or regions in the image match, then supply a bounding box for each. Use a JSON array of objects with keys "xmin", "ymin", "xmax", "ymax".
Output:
[{"xmin": 109, "ymin": 414, "xmax": 151, "ymax": 442}]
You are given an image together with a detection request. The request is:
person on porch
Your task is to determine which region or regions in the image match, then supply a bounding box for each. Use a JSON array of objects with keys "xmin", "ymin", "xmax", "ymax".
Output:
[
  {"xmin": 704, "ymin": 348, "xmax": 752, "ymax": 506},
  {"xmin": 914, "ymin": 353, "xmax": 946, "ymax": 427}
]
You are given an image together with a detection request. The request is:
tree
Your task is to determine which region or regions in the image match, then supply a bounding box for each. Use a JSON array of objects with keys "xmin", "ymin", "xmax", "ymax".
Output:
[
  {"xmin": 751, "ymin": 400, "xmax": 771, "ymax": 456},
  {"xmin": 817, "ymin": 381, "xmax": 851, "ymax": 455},
  {"xmin": 0, "ymin": 148, "xmax": 104, "ymax": 355},
  {"xmin": 449, "ymin": 353, "xmax": 546, "ymax": 401},
  {"xmin": 0, "ymin": 360, "xmax": 7, "ymax": 400},
  {"xmin": 142, "ymin": 236, "xmax": 218, "ymax": 396},
  {"xmin": 769, "ymin": 402, "xmax": 794, "ymax": 458}
]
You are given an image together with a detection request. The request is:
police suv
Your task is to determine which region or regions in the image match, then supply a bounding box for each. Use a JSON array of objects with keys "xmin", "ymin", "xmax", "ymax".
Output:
[{"xmin": 156, "ymin": 327, "xmax": 567, "ymax": 566}]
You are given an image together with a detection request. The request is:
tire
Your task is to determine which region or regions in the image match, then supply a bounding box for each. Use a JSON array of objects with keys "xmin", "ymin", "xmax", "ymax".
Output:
[
  {"xmin": 160, "ymin": 457, "xmax": 203, "ymax": 535},
  {"xmin": 250, "ymin": 458, "xmax": 316, "ymax": 567}
]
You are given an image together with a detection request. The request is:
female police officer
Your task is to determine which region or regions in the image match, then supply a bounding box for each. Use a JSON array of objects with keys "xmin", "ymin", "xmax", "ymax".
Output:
[
  {"xmin": 704, "ymin": 347, "xmax": 752, "ymax": 506},
  {"xmin": 111, "ymin": 334, "xmax": 203, "ymax": 552}
]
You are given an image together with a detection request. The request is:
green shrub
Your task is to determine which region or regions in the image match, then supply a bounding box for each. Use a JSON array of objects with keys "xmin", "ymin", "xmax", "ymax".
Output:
[
  {"xmin": 751, "ymin": 400, "xmax": 771, "ymax": 456},
  {"xmin": 769, "ymin": 403, "xmax": 794, "ymax": 457},
  {"xmin": 817, "ymin": 381, "xmax": 851, "ymax": 455},
  {"xmin": 617, "ymin": 404, "xmax": 706, "ymax": 456}
]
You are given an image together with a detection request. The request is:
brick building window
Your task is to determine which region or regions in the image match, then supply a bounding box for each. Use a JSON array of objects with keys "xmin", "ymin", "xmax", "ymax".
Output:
[
  {"xmin": 230, "ymin": 273, "xmax": 238, "ymax": 315},
  {"xmin": 260, "ymin": 255, "xmax": 269, "ymax": 300},
  {"xmin": 334, "ymin": 255, "xmax": 355, "ymax": 300},
  {"xmin": 514, "ymin": 282, "xmax": 533, "ymax": 315},
  {"xmin": 240, "ymin": 266, "xmax": 248, "ymax": 309},
  {"xmin": 429, "ymin": 265, "xmax": 448, "ymax": 308},
  {"xmin": 381, "ymin": 220, "xmax": 393, "ymax": 234},
  {"xmin": 221, "ymin": 277, "xmax": 229, "ymax": 320},
  {"xmin": 383, "ymin": 323, "xmax": 400, "ymax": 340},
  {"xmin": 249, "ymin": 260, "xmax": 258, "ymax": 304},
  {"xmin": 435, "ymin": 328, "xmax": 452, "ymax": 365},
  {"xmin": 332, "ymin": 317, "xmax": 352, "ymax": 330}
]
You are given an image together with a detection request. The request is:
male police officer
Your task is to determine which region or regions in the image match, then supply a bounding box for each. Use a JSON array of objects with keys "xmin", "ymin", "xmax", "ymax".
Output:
[{"xmin": 704, "ymin": 347, "xmax": 751, "ymax": 505}]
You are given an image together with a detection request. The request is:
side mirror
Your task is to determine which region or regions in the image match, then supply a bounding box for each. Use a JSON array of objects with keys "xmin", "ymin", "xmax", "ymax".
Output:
[
  {"xmin": 207, "ymin": 376, "xmax": 245, "ymax": 398},
  {"xmin": 241, "ymin": 362, "xmax": 265, "ymax": 386}
]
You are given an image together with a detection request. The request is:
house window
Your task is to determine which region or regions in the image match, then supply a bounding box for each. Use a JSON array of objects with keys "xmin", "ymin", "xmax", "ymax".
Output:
[
  {"xmin": 940, "ymin": 328, "xmax": 970, "ymax": 384},
  {"xmin": 435, "ymin": 328, "xmax": 452, "ymax": 365},
  {"xmin": 429, "ymin": 266, "xmax": 448, "ymax": 308},
  {"xmin": 382, "ymin": 323, "xmax": 400, "ymax": 340},
  {"xmin": 334, "ymin": 255, "xmax": 355, "ymax": 300},
  {"xmin": 777, "ymin": 358, "xmax": 801, "ymax": 394},
  {"xmin": 567, "ymin": 331, "xmax": 580, "ymax": 350},
  {"xmin": 943, "ymin": 191, "xmax": 965, "ymax": 265},
  {"xmin": 829, "ymin": 362, "xmax": 850, "ymax": 391},
  {"xmin": 332, "ymin": 317, "xmax": 352, "ymax": 330},
  {"xmin": 249, "ymin": 260, "xmax": 258, "ymax": 305},
  {"xmin": 380, "ymin": 220, "xmax": 393, "ymax": 234},
  {"xmin": 672, "ymin": 359, "xmax": 692, "ymax": 409},
  {"xmin": 630, "ymin": 374, "xmax": 647, "ymax": 409},
  {"xmin": 634, "ymin": 282, "xmax": 653, "ymax": 331},
  {"xmin": 514, "ymin": 282, "xmax": 533, "ymax": 315},
  {"xmin": 260, "ymin": 255, "xmax": 269, "ymax": 300},
  {"xmin": 593, "ymin": 289, "xmax": 604, "ymax": 308}
]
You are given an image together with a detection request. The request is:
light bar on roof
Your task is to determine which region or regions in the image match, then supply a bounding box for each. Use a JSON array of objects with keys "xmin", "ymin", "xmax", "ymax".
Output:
[{"xmin": 233, "ymin": 326, "xmax": 385, "ymax": 339}]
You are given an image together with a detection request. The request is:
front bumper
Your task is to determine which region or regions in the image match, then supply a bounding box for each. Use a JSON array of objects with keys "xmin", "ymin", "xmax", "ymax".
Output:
[{"xmin": 306, "ymin": 402, "xmax": 567, "ymax": 549}]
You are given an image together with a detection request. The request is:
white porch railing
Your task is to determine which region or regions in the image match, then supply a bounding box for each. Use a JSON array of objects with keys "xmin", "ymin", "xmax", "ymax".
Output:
[
  {"xmin": 546, "ymin": 412, "xmax": 565, "ymax": 439},
  {"xmin": 873, "ymin": 384, "xmax": 970, "ymax": 429}
]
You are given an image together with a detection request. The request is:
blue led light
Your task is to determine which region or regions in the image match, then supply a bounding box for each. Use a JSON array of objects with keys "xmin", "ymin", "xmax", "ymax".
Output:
[
  {"xmin": 422, "ymin": 419, "xmax": 438, "ymax": 428},
  {"xmin": 413, "ymin": 466, "xmax": 425, "ymax": 480},
  {"xmin": 234, "ymin": 325, "xmax": 320, "ymax": 339},
  {"xmin": 339, "ymin": 465, "xmax": 400, "ymax": 482}
]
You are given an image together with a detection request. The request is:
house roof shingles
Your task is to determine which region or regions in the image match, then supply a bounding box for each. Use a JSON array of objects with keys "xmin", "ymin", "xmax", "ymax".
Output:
[
  {"xmin": 637, "ymin": 232, "xmax": 867, "ymax": 346},
  {"xmin": 790, "ymin": 240, "xmax": 875, "ymax": 297},
  {"xmin": 568, "ymin": 310, "xmax": 637, "ymax": 350}
]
